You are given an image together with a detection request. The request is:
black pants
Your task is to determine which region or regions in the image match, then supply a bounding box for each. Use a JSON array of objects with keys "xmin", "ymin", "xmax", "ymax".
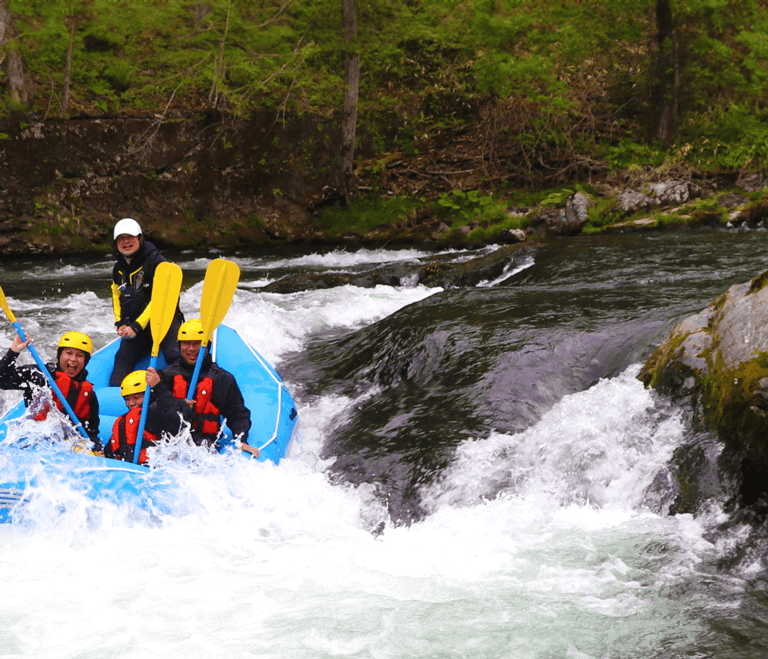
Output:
[{"xmin": 109, "ymin": 314, "xmax": 183, "ymax": 386}]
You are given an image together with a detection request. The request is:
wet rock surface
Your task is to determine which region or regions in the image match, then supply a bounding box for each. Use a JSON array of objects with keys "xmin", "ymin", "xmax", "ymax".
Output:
[
  {"xmin": 262, "ymin": 242, "xmax": 542, "ymax": 292},
  {"xmin": 640, "ymin": 272, "xmax": 768, "ymax": 510}
]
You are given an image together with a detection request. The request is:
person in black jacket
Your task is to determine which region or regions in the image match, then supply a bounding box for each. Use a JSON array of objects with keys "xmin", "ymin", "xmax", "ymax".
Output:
[
  {"xmin": 104, "ymin": 369, "xmax": 188, "ymax": 465},
  {"xmin": 0, "ymin": 331, "xmax": 101, "ymax": 449},
  {"xmin": 109, "ymin": 217, "xmax": 183, "ymax": 386},
  {"xmin": 154, "ymin": 318, "xmax": 252, "ymax": 451}
]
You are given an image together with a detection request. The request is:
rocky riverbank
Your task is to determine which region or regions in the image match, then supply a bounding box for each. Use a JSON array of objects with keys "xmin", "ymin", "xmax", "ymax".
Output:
[{"xmin": 2, "ymin": 112, "xmax": 768, "ymax": 259}]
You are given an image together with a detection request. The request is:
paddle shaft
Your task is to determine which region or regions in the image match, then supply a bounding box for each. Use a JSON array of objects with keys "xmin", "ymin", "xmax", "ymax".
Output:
[
  {"xmin": 187, "ymin": 342, "xmax": 207, "ymax": 398},
  {"xmin": 132, "ymin": 355, "xmax": 156, "ymax": 464},
  {"xmin": 9, "ymin": 320, "xmax": 90, "ymax": 441},
  {"xmin": 132, "ymin": 262, "xmax": 183, "ymax": 464}
]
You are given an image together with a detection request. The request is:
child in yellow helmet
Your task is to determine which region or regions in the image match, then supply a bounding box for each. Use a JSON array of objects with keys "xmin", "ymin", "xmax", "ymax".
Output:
[{"xmin": 104, "ymin": 369, "xmax": 187, "ymax": 465}]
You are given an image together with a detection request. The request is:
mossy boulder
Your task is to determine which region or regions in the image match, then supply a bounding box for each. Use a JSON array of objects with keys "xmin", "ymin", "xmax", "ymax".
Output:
[{"xmin": 639, "ymin": 271, "xmax": 768, "ymax": 505}]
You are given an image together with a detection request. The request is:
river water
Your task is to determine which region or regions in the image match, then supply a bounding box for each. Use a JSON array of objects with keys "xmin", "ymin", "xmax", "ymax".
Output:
[{"xmin": 1, "ymin": 230, "xmax": 768, "ymax": 658}]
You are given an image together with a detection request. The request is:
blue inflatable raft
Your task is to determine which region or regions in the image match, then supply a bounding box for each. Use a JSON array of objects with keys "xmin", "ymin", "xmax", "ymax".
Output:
[{"xmin": 0, "ymin": 324, "xmax": 299, "ymax": 522}]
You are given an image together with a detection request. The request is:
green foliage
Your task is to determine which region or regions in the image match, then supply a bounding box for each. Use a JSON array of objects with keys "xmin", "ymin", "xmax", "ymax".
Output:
[
  {"xmin": 600, "ymin": 140, "xmax": 667, "ymax": 171},
  {"xmin": 540, "ymin": 188, "xmax": 574, "ymax": 207},
  {"xmin": 314, "ymin": 196, "xmax": 424, "ymax": 235},
  {"xmin": 435, "ymin": 189, "xmax": 506, "ymax": 225},
  {"xmin": 584, "ymin": 198, "xmax": 624, "ymax": 232},
  {"xmin": 687, "ymin": 104, "xmax": 768, "ymax": 169},
  {"xmin": 437, "ymin": 189, "xmax": 491, "ymax": 211},
  {"xmin": 2, "ymin": 0, "xmax": 768, "ymax": 179},
  {"xmin": 435, "ymin": 188, "xmax": 531, "ymax": 241},
  {"xmin": 464, "ymin": 212, "xmax": 531, "ymax": 241}
]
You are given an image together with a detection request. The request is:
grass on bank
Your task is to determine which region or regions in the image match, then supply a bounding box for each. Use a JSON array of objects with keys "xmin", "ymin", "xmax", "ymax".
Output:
[
  {"xmin": 314, "ymin": 185, "xmax": 768, "ymax": 243},
  {"xmin": 313, "ymin": 191, "xmax": 533, "ymax": 242}
]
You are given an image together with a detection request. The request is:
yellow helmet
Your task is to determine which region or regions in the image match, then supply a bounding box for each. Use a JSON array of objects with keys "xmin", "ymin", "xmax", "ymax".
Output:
[
  {"xmin": 58, "ymin": 331, "xmax": 93, "ymax": 355},
  {"xmin": 120, "ymin": 370, "xmax": 147, "ymax": 397},
  {"xmin": 178, "ymin": 318, "xmax": 204, "ymax": 341}
]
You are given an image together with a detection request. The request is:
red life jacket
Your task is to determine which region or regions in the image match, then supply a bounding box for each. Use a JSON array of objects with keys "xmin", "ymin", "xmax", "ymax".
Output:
[
  {"xmin": 172, "ymin": 374, "xmax": 221, "ymax": 437},
  {"xmin": 109, "ymin": 408, "xmax": 159, "ymax": 465},
  {"xmin": 32, "ymin": 371, "xmax": 95, "ymax": 422}
]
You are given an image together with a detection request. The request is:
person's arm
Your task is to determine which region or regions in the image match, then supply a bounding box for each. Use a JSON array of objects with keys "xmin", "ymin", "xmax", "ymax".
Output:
[
  {"xmin": 130, "ymin": 253, "xmax": 168, "ymax": 334},
  {"xmin": 104, "ymin": 417, "xmax": 120, "ymax": 460},
  {"xmin": 0, "ymin": 339, "xmax": 43, "ymax": 391},
  {"xmin": 0, "ymin": 347, "xmax": 25, "ymax": 389},
  {"xmin": 113, "ymin": 266, "xmax": 139, "ymax": 338},
  {"xmin": 111, "ymin": 283, "xmax": 123, "ymax": 324},
  {"xmin": 85, "ymin": 390, "xmax": 102, "ymax": 451},
  {"xmin": 147, "ymin": 368, "xmax": 191, "ymax": 435},
  {"xmin": 218, "ymin": 372, "xmax": 251, "ymax": 444},
  {"xmin": 132, "ymin": 299, "xmax": 153, "ymax": 333},
  {"xmin": 112, "ymin": 264, "xmax": 125, "ymax": 325}
]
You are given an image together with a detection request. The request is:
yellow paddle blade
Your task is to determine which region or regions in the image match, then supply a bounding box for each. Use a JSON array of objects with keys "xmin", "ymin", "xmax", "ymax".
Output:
[
  {"xmin": 199, "ymin": 258, "xmax": 240, "ymax": 344},
  {"xmin": 0, "ymin": 285, "xmax": 17, "ymax": 324},
  {"xmin": 149, "ymin": 262, "xmax": 183, "ymax": 357}
]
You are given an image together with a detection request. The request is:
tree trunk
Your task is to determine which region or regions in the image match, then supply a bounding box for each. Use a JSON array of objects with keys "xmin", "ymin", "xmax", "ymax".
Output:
[
  {"xmin": 0, "ymin": 1, "xmax": 34, "ymax": 107},
  {"xmin": 208, "ymin": 0, "xmax": 231, "ymax": 109},
  {"xmin": 61, "ymin": 15, "xmax": 77, "ymax": 117},
  {"xmin": 338, "ymin": 0, "xmax": 359, "ymax": 204},
  {"xmin": 647, "ymin": 0, "xmax": 677, "ymax": 143}
]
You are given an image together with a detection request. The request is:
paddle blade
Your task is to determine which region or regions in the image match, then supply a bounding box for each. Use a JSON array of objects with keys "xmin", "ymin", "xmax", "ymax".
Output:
[
  {"xmin": 199, "ymin": 259, "xmax": 240, "ymax": 343},
  {"xmin": 149, "ymin": 262, "xmax": 183, "ymax": 357},
  {"xmin": 0, "ymin": 285, "xmax": 17, "ymax": 324}
]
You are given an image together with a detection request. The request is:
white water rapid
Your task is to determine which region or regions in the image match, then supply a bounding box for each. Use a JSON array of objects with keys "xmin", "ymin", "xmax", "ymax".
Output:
[{"xmin": 0, "ymin": 244, "xmax": 761, "ymax": 658}]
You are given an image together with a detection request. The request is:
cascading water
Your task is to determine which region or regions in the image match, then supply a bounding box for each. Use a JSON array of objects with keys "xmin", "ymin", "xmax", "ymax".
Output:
[{"xmin": 1, "ymin": 231, "xmax": 768, "ymax": 658}]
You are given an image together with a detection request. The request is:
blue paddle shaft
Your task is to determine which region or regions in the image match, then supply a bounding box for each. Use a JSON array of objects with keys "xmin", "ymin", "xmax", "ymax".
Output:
[
  {"xmin": 132, "ymin": 355, "xmax": 156, "ymax": 464},
  {"xmin": 186, "ymin": 345, "xmax": 206, "ymax": 398},
  {"xmin": 12, "ymin": 321, "xmax": 90, "ymax": 441}
]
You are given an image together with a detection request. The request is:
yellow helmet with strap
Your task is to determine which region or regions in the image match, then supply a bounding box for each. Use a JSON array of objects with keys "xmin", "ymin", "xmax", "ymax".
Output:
[
  {"xmin": 121, "ymin": 370, "xmax": 147, "ymax": 397},
  {"xmin": 58, "ymin": 331, "xmax": 93, "ymax": 355},
  {"xmin": 178, "ymin": 318, "xmax": 204, "ymax": 341}
]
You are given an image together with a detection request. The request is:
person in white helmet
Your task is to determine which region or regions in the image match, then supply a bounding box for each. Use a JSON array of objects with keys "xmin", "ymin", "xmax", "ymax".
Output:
[{"xmin": 109, "ymin": 218, "xmax": 183, "ymax": 386}]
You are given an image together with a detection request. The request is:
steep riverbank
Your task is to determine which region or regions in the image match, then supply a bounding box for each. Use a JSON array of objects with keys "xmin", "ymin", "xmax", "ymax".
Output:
[{"xmin": 2, "ymin": 112, "xmax": 767, "ymax": 258}]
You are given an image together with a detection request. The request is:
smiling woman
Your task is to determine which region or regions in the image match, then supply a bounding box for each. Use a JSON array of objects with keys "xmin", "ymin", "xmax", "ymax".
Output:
[{"xmin": 0, "ymin": 329, "xmax": 101, "ymax": 446}]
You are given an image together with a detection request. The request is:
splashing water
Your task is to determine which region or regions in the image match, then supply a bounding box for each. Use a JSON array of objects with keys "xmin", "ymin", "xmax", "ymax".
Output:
[{"xmin": 2, "ymin": 240, "xmax": 768, "ymax": 657}]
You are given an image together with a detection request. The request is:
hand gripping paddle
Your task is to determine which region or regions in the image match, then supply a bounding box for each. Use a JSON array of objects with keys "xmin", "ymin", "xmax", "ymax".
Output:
[
  {"xmin": 0, "ymin": 284, "xmax": 91, "ymax": 441},
  {"xmin": 133, "ymin": 262, "xmax": 183, "ymax": 464}
]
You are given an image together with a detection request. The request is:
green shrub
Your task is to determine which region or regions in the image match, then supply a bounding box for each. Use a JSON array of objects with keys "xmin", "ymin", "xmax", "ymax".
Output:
[{"xmin": 315, "ymin": 196, "xmax": 423, "ymax": 235}]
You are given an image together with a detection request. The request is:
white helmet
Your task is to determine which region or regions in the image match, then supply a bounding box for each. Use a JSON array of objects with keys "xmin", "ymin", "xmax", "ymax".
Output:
[{"xmin": 113, "ymin": 217, "xmax": 142, "ymax": 240}]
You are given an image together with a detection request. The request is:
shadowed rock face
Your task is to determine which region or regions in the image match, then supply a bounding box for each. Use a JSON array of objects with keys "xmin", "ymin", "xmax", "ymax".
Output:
[{"xmin": 639, "ymin": 272, "xmax": 768, "ymax": 507}]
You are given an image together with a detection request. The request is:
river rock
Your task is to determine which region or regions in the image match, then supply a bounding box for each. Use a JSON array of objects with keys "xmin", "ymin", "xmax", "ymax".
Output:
[
  {"xmin": 262, "ymin": 241, "xmax": 541, "ymax": 293},
  {"xmin": 648, "ymin": 179, "xmax": 704, "ymax": 205},
  {"xmin": 497, "ymin": 228, "xmax": 526, "ymax": 244},
  {"xmin": 639, "ymin": 271, "xmax": 768, "ymax": 506},
  {"xmin": 617, "ymin": 189, "xmax": 658, "ymax": 214},
  {"xmin": 718, "ymin": 192, "xmax": 749, "ymax": 209},
  {"xmin": 533, "ymin": 192, "xmax": 590, "ymax": 236},
  {"xmin": 736, "ymin": 172, "xmax": 767, "ymax": 193}
]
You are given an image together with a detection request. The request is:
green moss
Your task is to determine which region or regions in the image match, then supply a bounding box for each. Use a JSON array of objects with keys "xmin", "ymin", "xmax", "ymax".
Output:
[
  {"xmin": 748, "ymin": 270, "xmax": 768, "ymax": 295},
  {"xmin": 584, "ymin": 197, "xmax": 623, "ymax": 231},
  {"xmin": 247, "ymin": 215, "xmax": 266, "ymax": 230},
  {"xmin": 699, "ymin": 353, "xmax": 768, "ymax": 453},
  {"xmin": 639, "ymin": 330, "xmax": 689, "ymax": 389},
  {"xmin": 655, "ymin": 212, "xmax": 690, "ymax": 229}
]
